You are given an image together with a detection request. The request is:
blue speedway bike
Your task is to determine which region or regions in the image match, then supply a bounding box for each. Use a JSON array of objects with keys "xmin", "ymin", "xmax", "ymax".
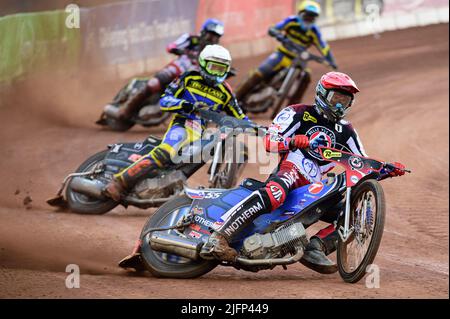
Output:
[{"xmin": 123, "ymin": 109, "xmax": 410, "ymax": 283}]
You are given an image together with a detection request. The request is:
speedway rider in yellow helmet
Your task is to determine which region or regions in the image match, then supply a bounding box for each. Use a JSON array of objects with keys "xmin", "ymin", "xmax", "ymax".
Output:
[
  {"xmin": 235, "ymin": 0, "xmax": 337, "ymax": 105},
  {"xmin": 103, "ymin": 45, "xmax": 249, "ymax": 200}
]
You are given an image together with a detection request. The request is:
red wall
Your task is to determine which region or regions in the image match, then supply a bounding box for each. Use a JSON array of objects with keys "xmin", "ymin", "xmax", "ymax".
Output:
[{"xmin": 196, "ymin": 0, "xmax": 295, "ymax": 44}]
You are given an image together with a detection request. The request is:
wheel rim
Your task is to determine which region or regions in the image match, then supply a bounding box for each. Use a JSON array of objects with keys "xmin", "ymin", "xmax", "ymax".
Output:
[
  {"xmin": 340, "ymin": 190, "xmax": 377, "ymax": 273},
  {"xmin": 146, "ymin": 205, "xmax": 196, "ymax": 265}
]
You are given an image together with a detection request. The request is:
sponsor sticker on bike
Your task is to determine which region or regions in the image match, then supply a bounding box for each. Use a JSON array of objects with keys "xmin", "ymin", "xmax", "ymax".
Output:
[
  {"xmin": 188, "ymin": 230, "xmax": 202, "ymax": 239},
  {"xmin": 128, "ymin": 154, "xmax": 143, "ymax": 162},
  {"xmin": 308, "ymin": 182, "xmax": 324, "ymax": 194},
  {"xmin": 348, "ymin": 156, "xmax": 364, "ymax": 169},
  {"xmin": 133, "ymin": 142, "xmax": 144, "ymax": 149},
  {"xmin": 322, "ymin": 149, "xmax": 342, "ymax": 159},
  {"xmin": 212, "ymin": 221, "xmax": 223, "ymax": 230}
]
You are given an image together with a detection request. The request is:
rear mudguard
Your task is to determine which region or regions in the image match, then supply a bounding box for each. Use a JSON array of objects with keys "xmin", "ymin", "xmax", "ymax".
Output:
[{"xmin": 183, "ymin": 174, "xmax": 346, "ymax": 251}]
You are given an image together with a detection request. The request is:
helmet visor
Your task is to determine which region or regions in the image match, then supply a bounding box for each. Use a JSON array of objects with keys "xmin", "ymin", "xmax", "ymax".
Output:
[
  {"xmin": 207, "ymin": 23, "xmax": 224, "ymax": 36},
  {"xmin": 205, "ymin": 61, "xmax": 229, "ymax": 77},
  {"xmin": 300, "ymin": 11, "xmax": 318, "ymax": 23},
  {"xmin": 327, "ymin": 90, "xmax": 352, "ymax": 109}
]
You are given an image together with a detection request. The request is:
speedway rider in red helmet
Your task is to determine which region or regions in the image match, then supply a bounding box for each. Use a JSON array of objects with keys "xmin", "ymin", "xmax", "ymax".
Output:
[{"xmin": 202, "ymin": 72, "xmax": 406, "ymax": 274}]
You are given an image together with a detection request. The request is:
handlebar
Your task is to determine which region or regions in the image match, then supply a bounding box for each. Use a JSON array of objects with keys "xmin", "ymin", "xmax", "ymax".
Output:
[
  {"xmin": 197, "ymin": 108, "xmax": 267, "ymax": 134},
  {"xmin": 276, "ymin": 35, "xmax": 330, "ymax": 67},
  {"xmin": 384, "ymin": 162, "xmax": 412, "ymax": 174}
]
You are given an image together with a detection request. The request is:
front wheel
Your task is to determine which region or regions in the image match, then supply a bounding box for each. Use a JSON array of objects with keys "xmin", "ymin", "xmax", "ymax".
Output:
[
  {"xmin": 209, "ymin": 139, "xmax": 247, "ymax": 189},
  {"xmin": 140, "ymin": 196, "xmax": 218, "ymax": 278},
  {"xmin": 337, "ymin": 179, "xmax": 386, "ymax": 283},
  {"xmin": 66, "ymin": 150, "xmax": 118, "ymax": 214}
]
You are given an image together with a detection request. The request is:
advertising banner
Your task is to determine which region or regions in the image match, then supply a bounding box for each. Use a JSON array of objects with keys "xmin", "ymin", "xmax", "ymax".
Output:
[
  {"xmin": 195, "ymin": 0, "xmax": 295, "ymax": 44},
  {"xmin": 81, "ymin": 0, "xmax": 199, "ymax": 67}
]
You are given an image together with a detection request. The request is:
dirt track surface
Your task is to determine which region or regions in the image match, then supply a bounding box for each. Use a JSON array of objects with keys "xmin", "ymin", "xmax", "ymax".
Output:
[{"xmin": 0, "ymin": 24, "xmax": 448, "ymax": 298}]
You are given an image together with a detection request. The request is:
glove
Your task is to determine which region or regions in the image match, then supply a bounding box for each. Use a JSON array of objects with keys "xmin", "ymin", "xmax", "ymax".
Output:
[
  {"xmin": 181, "ymin": 101, "xmax": 195, "ymax": 113},
  {"xmin": 182, "ymin": 101, "xmax": 209, "ymax": 113},
  {"xmin": 289, "ymin": 135, "xmax": 309, "ymax": 150},
  {"xmin": 309, "ymin": 135, "xmax": 327, "ymax": 150},
  {"xmin": 388, "ymin": 162, "xmax": 406, "ymax": 177},
  {"xmin": 330, "ymin": 62, "xmax": 338, "ymax": 70}
]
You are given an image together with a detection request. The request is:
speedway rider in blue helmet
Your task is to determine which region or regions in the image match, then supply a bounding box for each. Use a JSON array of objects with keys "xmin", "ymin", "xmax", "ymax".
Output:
[
  {"xmin": 235, "ymin": 1, "xmax": 337, "ymax": 105},
  {"xmin": 112, "ymin": 18, "xmax": 225, "ymax": 120}
]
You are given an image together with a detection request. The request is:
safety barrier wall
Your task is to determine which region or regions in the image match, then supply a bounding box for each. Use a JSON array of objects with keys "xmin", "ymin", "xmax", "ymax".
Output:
[
  {"xmin": 0, "ymin": 0, "xmax": 448, "ymax": 84},
  {"xmin": 0, "ymin": 10, "xmax": 80, "ymax": 83},
  {"xmin": 318, "ymin": 0, "xmax": 449, "ymax": 41}
]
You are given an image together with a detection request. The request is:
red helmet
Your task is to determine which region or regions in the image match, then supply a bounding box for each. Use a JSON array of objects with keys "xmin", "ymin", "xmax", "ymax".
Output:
[{"xmin": 315, "ymin": 72, "xmax": 360, "ymax": 122}]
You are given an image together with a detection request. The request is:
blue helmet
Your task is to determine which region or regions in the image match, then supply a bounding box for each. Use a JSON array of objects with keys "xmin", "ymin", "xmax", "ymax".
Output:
[{"xmin": 201, "ymin": 18, "xmax": 225, "ymax": 37}]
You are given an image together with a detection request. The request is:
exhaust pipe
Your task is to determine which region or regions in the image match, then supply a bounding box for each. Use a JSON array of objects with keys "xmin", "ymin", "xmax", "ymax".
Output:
[
  {"xmin": 103, "ymin": 104, "xmax": 122, "ymax": 119},
  {"xmin": 236, "ymin": 248, "xmax": 304, "ymax": 266},
  {"xmin": 70, "ymin": 177, "xmax": 106, "ymax": 199},
  {"xmin": 149, "ymin": 232, "xmax": 201, "ymax": 260}
]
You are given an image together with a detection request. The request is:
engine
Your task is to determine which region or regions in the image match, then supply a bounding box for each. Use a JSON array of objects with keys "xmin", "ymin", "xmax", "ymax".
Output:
[
  {"xmin": 241, "ymin": 222, "xmax": 308, "ymax": 260},
  {"xmin": 134, "ymin": 170, "xmax": 185, "ymax": 199}
]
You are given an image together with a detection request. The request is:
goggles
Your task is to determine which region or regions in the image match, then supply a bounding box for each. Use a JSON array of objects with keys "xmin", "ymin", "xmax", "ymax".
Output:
[
  {"xmin": 206, "ymin": 24, "xmax": 224, "ymax": 36},
  {"xmin": 326, "ymin": 90, "xmax": 353, "ymax": 115},
  {"xmin": 204, "ymin": 60, "xmax": 229, "ymax": 77},
  {"xmin": 299, "ymin": 11, "xmax": 318, "ymax": 23}
]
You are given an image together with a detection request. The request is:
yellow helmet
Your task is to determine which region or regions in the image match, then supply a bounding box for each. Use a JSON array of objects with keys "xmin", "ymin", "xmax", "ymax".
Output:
[{"xmin": 297, "ymin": 0, "xmax": 321, "ymax": 16}]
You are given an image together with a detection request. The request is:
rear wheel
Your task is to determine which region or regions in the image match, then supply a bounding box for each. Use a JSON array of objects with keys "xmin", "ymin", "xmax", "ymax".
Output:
[
  {"xmin": 337, "ymin": 179, "xmax": 386, "ymax": 283},
  {"xmin": 140, "ymin": 196, "xmax": 218, "ymax": 278},
  {"xmin": 66, "ymin": 150, "xmax": 118, "ymax": 214}
]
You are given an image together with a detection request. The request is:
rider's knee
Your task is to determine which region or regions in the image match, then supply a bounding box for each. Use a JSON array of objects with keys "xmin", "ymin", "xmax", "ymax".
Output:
[
  {"xmin": 154, "ymin": 68, "xmax": 176, "ymax": 87},
  {"xmin": 260, "ymin": 177, "xmax": 290, "ymax": 210},
  {"xmin": 147, "ymin": 77, "xmax": 161, "ymax": 92}
]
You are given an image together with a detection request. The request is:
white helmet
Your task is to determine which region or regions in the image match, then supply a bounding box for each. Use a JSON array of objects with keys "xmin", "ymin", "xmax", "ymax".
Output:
[{"xmin": 198, "ymin": 44, "xmax": 231, "ymax": 85}]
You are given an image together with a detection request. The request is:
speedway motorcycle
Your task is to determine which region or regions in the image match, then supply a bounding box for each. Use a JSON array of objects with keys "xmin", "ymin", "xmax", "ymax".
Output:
[
  {"xmin": 239, "ymin": 36, "xmax": 333, "ymax": 119},
  {"xmin": 96, "ymin": 69, "xmax": 237, "ymax": 132},
  {"xmin": 47, "ymin": 109, "xmax": 255, "ymax": 215},
  {"xmin": 125, "ymin": 142, "xmax": 409, "ymax": 283},
  {"xmin": 95, "ymin": 77, "xmax": 172, "ymax": 132}
]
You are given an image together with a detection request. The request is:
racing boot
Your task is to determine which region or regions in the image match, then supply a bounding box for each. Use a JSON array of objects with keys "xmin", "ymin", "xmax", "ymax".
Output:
[
  {"xmin": 118, "ymin": 80, "xmax": 159, "ymax": 119},
  {"xmin": 103, "ymin": 177, "xmax": 126, "ymax": 201},
  {"xmin": 103, "ymin": 155, "xmax": 160, "ymax": 201},
  {"xmin": 300, "ymin": 225, "xmax": 338, "ymax": 274},
  {"xmin": 200, "ymin": 190, "xmax": 270, "ymax": 262},
  {"xmin": 234, "ymin": 71, "xmax": 264, "ymax": 101}
]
